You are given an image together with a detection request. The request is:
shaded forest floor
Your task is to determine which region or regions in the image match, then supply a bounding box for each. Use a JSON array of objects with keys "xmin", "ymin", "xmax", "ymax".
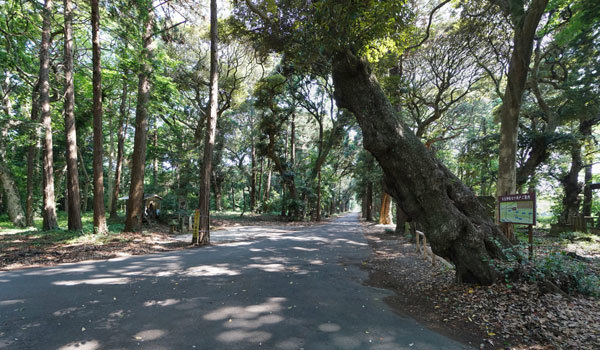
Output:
[
  {"xmin": 361, "ymin": 222, "xmax": 600, "ymax": 350},
  {"xmin": 0, "ymin": 211, "xmax": 337, "ymax": 271}
]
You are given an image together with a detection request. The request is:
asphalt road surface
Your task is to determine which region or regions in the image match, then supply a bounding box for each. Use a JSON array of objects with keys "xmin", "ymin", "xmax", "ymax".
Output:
[{"xmin": 0, "ymin": 213, "xmax": 468, "ymax": 349}]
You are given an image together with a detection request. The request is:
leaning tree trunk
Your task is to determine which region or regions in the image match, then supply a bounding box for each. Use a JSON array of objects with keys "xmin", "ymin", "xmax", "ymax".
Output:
[
  {"xmin": 124, "ymin": 7, "xmax": 154, "ymax": 232},
  {"xmin": 91, "ymin": 0, "xmax": 107, "ymax": 234},
  {"xmin": 63, "ymin": 0, "xmax": 83, "ymax": 231},
  {"xmin": 39, "ymin": 0, "xmax": 58, "ymax": 230},
  {"xmin": 332, "ymin": 51, "xmax": 511, "ymax": 284}
]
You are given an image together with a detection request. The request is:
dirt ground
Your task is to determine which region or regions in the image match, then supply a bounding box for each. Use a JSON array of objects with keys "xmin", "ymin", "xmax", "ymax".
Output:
[{"xmin": 361, "ymin": 222, "xmax": 600, "ymax": 350}]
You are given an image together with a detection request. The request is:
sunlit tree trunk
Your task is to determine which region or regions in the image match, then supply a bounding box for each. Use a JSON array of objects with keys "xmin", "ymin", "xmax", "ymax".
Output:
[
  {"xmin": 39, "ymin": 0, "xmax": 58, "ymax": 230},
  {"xmin": 379, "ymin": 192, "xmax": 392, "ymax": 225},
  {"xmin": 124, "ymin": 6, "xmax": 154, "ymax": 232},
  {"xmin": 63, "ymin": 0, "xmax": 82, "ymax": 231},
  {"xmin": 193, "ymin": 0, "xmax": 218, "ymax": 245},
  {"xmin": 91, "ymin": 0, "xmax": 107, "ymax": 234}
]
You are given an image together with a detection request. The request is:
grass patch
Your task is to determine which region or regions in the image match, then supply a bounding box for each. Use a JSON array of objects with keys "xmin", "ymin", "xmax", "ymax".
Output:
[{"xmin": 0, "ymin": 211, "xmax": 125, "ymax": 246}]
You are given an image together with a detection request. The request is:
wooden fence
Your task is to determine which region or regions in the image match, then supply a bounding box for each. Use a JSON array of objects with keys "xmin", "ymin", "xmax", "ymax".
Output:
[{"xmin": 415, "ymin": 230, "xmax": 454, "ymax": 269}]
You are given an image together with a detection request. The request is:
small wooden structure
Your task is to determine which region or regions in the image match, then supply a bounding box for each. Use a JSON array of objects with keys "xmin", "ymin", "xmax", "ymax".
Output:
[
  {"xmin": 415, "ymin": 230, "xmax": 454, "ymax": 269},
  {"xmin": 117, "ymin": 194, "xmax": 163, "ymax": 221}
]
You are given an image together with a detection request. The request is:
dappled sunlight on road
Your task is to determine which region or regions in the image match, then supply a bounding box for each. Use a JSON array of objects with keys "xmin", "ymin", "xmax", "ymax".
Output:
[
  {"xmin": 143, "ymin": 298, "xmax": 180, "ymax": 307},
  {"xmin": 58, "ymin": 339, "xmax": 100, "ymax": 350},
  {"xmin": 0, "ymin": 214, "xmax": 464, "ymax": 349},
  {"xmin": 184, "ymin": 264, "xmax": 241, "ymax": 276},
  {"xmin": 133, "ymin": 329, "xmax": 166, "ymax": 341}
]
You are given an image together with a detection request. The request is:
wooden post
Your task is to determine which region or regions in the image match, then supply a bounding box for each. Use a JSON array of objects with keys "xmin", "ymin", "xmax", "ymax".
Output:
[
  {"xmin": 422, "ymin": 235, "xmax": 427, "ymax": 258},
  {"xmin": 528, "ymin": 225, "xmax": 533, "ymax": 261},
  {"xmin": 416, "ymin": 230, "xmax": 420, "ymax": 252}
]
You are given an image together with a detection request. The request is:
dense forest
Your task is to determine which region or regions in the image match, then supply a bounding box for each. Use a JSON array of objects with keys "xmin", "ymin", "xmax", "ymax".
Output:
[{"xmin": 0, "ymin": 0, "xmax": 599, "ymax": 285}]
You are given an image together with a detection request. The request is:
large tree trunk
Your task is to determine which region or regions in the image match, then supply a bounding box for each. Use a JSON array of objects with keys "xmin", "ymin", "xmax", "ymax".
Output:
[
  {"xmin": 379, "ymin": 192, "xmax": 393, "ymax": 225},
  {"xmin": 496, "ymin": 0, "xmax": 548, "ymax": 198},
  {"xmin": 26, "ymin": 83, "xmax": 40, "ymax": 227},
  {"xmin": 78, "ymin": 146, "xmax": 90, "ymax": 213},
  {"xmin": 316, "ymin": 170, "xmax": 322, "ymax": 221},
  {"xmin": 0, "ymin": 164, "xmax": 25, "ymax": 227},
  {"xmin": 63, "ymin": 0, "xmax": 82, "ymax": 231},
  {"xmin": 332, "ymin": 51, "xmax": 510, "ymax": 284},
  {"xmin": 395, "ymin": 202, "xmax": 411, "ymax": 234},
  {"xmin": 365, "ymin": 181, "xmax": 373, "ymax": 221},
  {"xmin": 558, "ymin": 117, "xmax": 598, "ymax": 224},
  {"xmin": 124, "ymin": 7, "xmax": 154, "ymax": 232},
  {"xmin": 91, "ymin": 0, "xmax": 107, "ymax": 234},
  {"xmin": 250, "ymin": 141, "xmax": 256, "ymax": 211},
  {"xmin": 558, "ymin": 143, "xmax": 583, "ymax": 226},
  {"xmin": 110, "ymin": 75, "xmax": 128, "ymax": 219},
  {"xmin": 582, "ymin": 118, "xmax": 596, "ymax": 217},
  {"xmin": 264, "ymin": 159, "xmax": 272, "ymax": 202},
  {"xmin": 583, "ymin": 163, "xmax": 593, "ymax": 217},
  {"xmin": 193, "ymin": 0, "xmax": 218, "ymax": 245},
  {"xmin": 361, "ymin": 189, "xmax": 367, "ymax": 219},
  {"xmin": 39, "ymin": 0, "xmax": 58, "ymax": 230},
  {"xmin": 0, "ymin": 120, "xmax": 25, "ymax": 227},
  {"xmin": 0, "ymin": 75, "xmax": 26, "ymax": 227},
  {"xmin": 257, "ymin": 157, "xmax": 263, "ymax": 210}
]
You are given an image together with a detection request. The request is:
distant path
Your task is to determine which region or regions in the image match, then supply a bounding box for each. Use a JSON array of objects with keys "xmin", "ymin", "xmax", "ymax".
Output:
[{"xmin": 0, "ymin": 213, "xmax": 467, "ymax": 349}]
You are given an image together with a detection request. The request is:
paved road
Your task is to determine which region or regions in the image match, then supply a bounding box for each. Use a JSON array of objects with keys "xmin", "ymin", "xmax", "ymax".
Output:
[{"xmin": 0, "ymin": 213, "xmax": 467, "ymax": 350}]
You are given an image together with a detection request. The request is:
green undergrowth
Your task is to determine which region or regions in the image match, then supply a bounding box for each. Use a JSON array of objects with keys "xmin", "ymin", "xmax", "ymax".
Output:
[{"xmin": 0, "ymin": 212, "xmax": 124, "ymax": 246}]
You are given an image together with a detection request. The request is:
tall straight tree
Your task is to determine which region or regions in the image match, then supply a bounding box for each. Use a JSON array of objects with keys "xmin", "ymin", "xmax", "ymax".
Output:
[
  {"xmin": 110, "ymin": 75, "xmax": 128, "ymax": 219},
  {"xmin": 26, "ymin": 82, "xmax": 40, "ymax": 227},
  {"xmin": 39, "ymin": 0, "xmax": 58, "ymax": 230},
  {"xmin": 496, "ymin": 0, "xmax": 548, "ymax": 198},
  {"xmin": 91, "ymin": 0, "xmax": 107, "ymax": 234},
  {"xmin": 63, "ymin": 0, "xmax": 82, "ymax": 231},
  {"xmin": 124, "ymin": 3, "xmax": 154, "ymax": 232},
  {"xmin": 193, "ymin": 0, "xmax": 218, "ymax": 245}
]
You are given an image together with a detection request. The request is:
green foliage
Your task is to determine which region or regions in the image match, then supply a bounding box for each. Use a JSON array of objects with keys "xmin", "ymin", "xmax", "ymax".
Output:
[{"xmin": 530, "ymin": 252, "xmax": 600, "ymax": 297}]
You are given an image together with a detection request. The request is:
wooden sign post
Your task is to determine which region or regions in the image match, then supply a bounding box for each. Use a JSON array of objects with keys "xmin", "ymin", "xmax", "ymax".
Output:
[{"xmin": 498, "ymin": 193, "xmax": 537, "ymax": 260}]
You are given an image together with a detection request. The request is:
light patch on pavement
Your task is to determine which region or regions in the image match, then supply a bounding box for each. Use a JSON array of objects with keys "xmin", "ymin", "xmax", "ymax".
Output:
[
  {"xmin": 216, "ymin": 330, "xmax": 271, "ymax": 343},
  {"xmin": 58, "ymin": 340, "xmax": 100, "ymax": 350},
  {"xmin": 144, "ymin": 299, "xmax": 180, "ymax": 307},
  {"xmin": 184, "ymin": 264, "xmax": 240, "ymax": 277},
  {"xmin": 318, "ymin": 323, "xmax": 341, "ymax": 332},
  {"xmin": 0, "ymin": 299, "xmax": 24, "ymax": 306},
  {"xmin": 245, "ymin": 263, "xmax": 286, "ymax": 272},
  {"xmin": 133, "ymin": 329, "xmax": 166, "ymax": 341},
  {"xmin": 52, "ymin": 277, "xmax": 131, "ymax": 286}
]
